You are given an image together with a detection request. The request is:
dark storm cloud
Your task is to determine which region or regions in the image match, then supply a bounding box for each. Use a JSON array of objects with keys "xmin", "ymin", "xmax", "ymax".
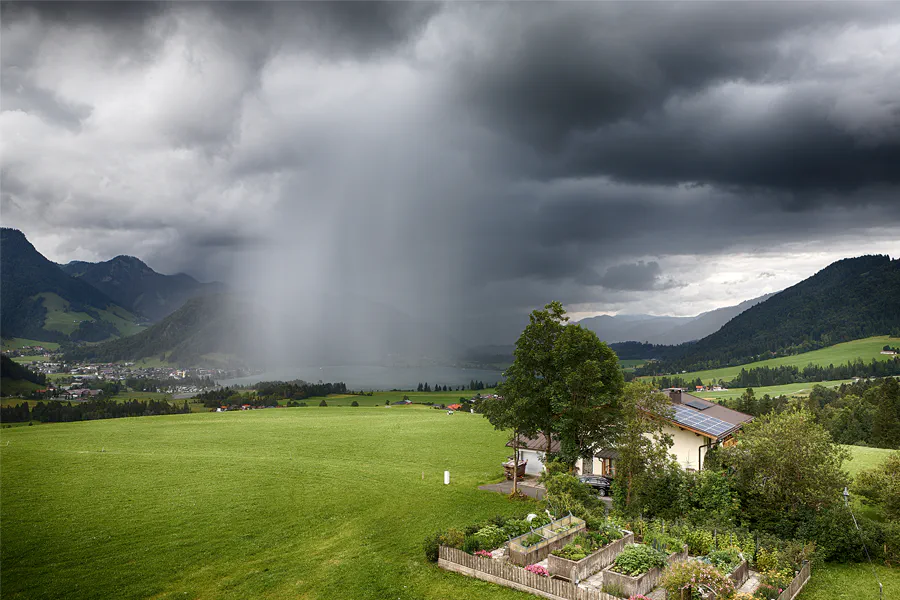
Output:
[
  {"xmin": 3, "ymin": 1, "xmax": 900, "ymax": 348},
  {"xmin": 590, "ymin": 261, "xmax": 682, "ymax": 292},
  {"xmin": 450, "ymin": 2, "xmax": 900, "ymax": 195}
]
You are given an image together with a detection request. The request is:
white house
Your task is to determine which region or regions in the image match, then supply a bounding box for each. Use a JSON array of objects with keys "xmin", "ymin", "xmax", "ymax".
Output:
[{"xmin": 508, "ymin": 389, "xmax": 753, "ymax": 478}]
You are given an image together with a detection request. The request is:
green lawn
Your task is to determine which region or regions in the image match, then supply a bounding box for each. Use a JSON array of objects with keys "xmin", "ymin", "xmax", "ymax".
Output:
[
  {"xmin": 1, "ymin": 338, "xmax": 61, "ymax": 351},
  {"xmin": 844, "ymin": 445, "xmax": 894, "ymax": 478},
  {"xmin": 799, "ymin": 562, "xmax": 899, "ymax": 600},
  {"xmin": 0, "ymin": 406, "xmax": 538, "ymax": 600},
  {"xmin": 641, "ymin": 336, "xmax": 897, "ymax": 385}
]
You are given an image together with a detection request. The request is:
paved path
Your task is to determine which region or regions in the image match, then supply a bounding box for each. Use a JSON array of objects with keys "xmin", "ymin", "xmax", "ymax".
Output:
[
  {"xmin": 478, "ymin": 480, "xmax": 546, "ymax": 500},
  {"xmin": 738, "ymin": 570, "xmax": 761, "ymax": 594}
]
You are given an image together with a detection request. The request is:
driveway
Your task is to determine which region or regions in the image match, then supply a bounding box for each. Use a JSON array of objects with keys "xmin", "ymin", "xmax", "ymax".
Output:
[{"xmin": 478, "ymin": 480, "xmax": 546, "ymax": 500}]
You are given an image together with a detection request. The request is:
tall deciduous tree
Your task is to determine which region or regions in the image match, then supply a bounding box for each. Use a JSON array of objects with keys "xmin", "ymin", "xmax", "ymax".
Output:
[
  {"xmin": 496, "ymin": 301, "xmax": 623, "ymax": 465},
  {"xmin": 613, "ymin": 381, "xmax": 675, "ymax": 514},
  {"xmin": 721, "ymin": 409, "xmax": 850, "ymax": 522}
]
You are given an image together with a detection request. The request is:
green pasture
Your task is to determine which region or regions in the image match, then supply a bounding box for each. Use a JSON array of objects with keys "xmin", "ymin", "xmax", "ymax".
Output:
[
  {"xmin": 10, "ymin": 355, "xmax": 50, "ymax": 364},
  {"xmin": 799, "ymin": 562, "xmax": 899, "ymax": 600},
  {"xmin": 642, "ymin": 336, "xmax": 897, "ymax": 385},
  {"xmin": 844, "ymin": 445, "xmax": 894, "ymax": 479},
  {"xmin": 0, "ymin": 405, "xmax": 538, "ymax": 600},
  {"xmin": 108, "ymin": 391, "xmax": 174, "ymax": 403},
  {"xmin": 37, "ymin": 292, "xmax": 94, "ymax": 335},
  {"xmin": 696, "ymin": 380, "xmax": 854, "ymax": 401},
  {"xmin": 1, "ymin": 338, "xmax": 61, "ymax": 351}
]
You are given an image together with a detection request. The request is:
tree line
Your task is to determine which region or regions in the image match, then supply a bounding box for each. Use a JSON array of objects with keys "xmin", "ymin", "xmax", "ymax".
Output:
[
  {"xmin": 415, "ymin": 381, "xmax": 491, "ymax": 392},
  {"xmin": 729, "ymin": 377, "xmax": 900, "ymax": 449},
  {"xmin": 1, "ymin": 398, "xmax": 191, "ymax": 423}
]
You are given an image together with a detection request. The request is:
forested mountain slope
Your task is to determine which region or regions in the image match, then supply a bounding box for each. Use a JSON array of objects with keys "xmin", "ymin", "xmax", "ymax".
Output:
[
  {"xmin": 649, "ymin": 255, "xmax": 900, "ymax": 372},
  {"xmin": 0, "ymin": 228, "xmax": 140, "ymax": 343}
]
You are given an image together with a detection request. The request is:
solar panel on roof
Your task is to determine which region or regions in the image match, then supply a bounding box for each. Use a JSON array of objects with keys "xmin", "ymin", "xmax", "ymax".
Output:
[
  {"xmin": 671, "ymin": 405, "xmax": 734, "ymax": 438},
  {"xmin": 684, "ymin": 399, "xmax": 710, "ymax": 410}
]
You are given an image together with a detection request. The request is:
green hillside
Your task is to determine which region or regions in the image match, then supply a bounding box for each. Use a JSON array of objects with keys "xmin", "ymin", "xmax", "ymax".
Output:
[
  {"xmin": 65, "ymin": 294, "xmax": 245, "ymax": 366},
  {"xmin": 1, "ymin": 228, "xmax": 142, "ymax": 343},
  {"xmin": 643, "ymin": 336, "xmax": 896, "ymax": 385}
]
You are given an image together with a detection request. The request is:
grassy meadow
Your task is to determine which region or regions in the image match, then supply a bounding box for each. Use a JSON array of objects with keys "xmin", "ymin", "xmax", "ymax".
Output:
[
  {"xmin": 844, "ymin": 445, "xmax": 894, "ymax": 478},
  {"xmin": 798, "ymin": 563, "xmax": 899, "ymax": 600},
  {"xmin": 0, "ymin": 405, "xmax": 538, "ymax": 600},
  {"xmin": 1, "ymin": 338, "xmax": 61, "ymax": 351},
  {"xmin": 695, "ymin": 380, "xmax": 855, "ymax": 401},
  {"xmin": 641, "ymin": 336, "xmax": 896, "ymax": 385}
]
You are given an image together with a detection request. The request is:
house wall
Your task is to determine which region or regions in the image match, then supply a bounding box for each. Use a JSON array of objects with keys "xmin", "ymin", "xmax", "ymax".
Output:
[
  {"xmin": 520, "ymin": 449, "xmax": 548, "ymax": 475},
  {"xmin": 574, "ymin": 456, "xmax": 601, "ymax": 476},
  {"xmin": 658, "ymin": 424, "xmax": 711, "ymax": 470}
]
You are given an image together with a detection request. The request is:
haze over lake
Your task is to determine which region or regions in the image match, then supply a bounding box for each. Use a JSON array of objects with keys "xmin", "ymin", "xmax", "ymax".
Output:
[{"xmin": 219, "ymin": 365, "xmax": 505, "ymax": 390}]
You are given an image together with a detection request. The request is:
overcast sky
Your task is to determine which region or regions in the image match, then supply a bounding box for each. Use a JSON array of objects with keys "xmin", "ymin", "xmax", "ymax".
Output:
[{"xmin": 2, "ymin": 2, "xmax": 899, "ymax": 344}]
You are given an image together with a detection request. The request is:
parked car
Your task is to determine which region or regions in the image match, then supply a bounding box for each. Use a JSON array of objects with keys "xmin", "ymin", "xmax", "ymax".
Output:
[{"xmin": 578, "ymin": 475, "xmax": 611, "ymax": 496}]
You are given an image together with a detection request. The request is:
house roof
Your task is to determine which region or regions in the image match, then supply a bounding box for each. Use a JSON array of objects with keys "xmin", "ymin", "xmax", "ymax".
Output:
[
  {"xmin": 662, "ymin": 389, "xmax": 753, "ymax": 440},
  {"xmin": 506, "ymin": 433, "xmax": 561, "ymax": 453}
]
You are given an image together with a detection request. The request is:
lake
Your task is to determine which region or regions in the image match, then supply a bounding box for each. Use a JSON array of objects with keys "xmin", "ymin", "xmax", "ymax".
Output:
[{"xmin": 218, "ymin": 365, "xmax": 505, "ymax": 390}]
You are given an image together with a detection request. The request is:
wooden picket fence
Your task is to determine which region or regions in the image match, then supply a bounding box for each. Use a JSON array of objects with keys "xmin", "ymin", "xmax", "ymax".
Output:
[
  {"xmin": 776, "ymin": 561, "xmax": 811, "ymax": 600},
  {"xmin": 438, "ymin": 546, "xmax": 616, "ymax": 600}
]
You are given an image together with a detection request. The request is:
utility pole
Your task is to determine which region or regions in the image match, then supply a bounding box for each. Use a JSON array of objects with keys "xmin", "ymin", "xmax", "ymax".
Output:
[{"xmin": 843, "ymin": 487, "xmax": 883, "ymax": 600}]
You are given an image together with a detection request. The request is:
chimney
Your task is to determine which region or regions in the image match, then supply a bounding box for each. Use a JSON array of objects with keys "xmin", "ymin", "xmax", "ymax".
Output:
[{"xmin": 670, "ymin": 389, "xmax": 682, "ymax": 404}]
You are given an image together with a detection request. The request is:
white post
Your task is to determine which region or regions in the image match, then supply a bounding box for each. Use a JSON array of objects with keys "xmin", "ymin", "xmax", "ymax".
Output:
[{"xmin": 444, "ymin": 471, "xmax": 450, "ymax": 485}]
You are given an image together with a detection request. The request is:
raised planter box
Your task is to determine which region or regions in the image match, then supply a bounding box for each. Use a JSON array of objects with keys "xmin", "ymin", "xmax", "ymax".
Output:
[
  {"xmin": 507, "ymin": 515, "xmax": 586, "ymax": 567},
  {"xmin": 546, "ymin": 530, "xmax": 634, "ymax": 583},
  {"xmin": 728, "ymin": 559, "xmax": 749, "ymax": 589},
  {"xmin": 601, "ymin": 544, "xmax": 688, "ymax": 598}
]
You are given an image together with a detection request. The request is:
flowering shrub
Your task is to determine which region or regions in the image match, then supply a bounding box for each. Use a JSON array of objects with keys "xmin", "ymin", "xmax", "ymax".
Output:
[
  {"xmin": 473, "ymin": 550, "xmax": 492, "ymax": 558},
  {"xmin": 659, "ymin": 560, "xmax": 735, "ymax": 600},
  {"xmin": 627, "ymin": 596, "xmax": 653, "ymax": 600},
  {"xmin": 753, "ymin": 569, "xmax": 793, "ymax": 599},
  {"xmin": 525, "ymin": 564, "xmax": 549, "ymax": 577}
]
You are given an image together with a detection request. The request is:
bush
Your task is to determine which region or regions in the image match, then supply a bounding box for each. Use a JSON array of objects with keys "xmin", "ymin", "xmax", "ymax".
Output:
[
  {"xmin": 705, "ymin": 547, "xmax": 742, "ymax": 573},
  {"xmin": 642, "ymin": 527, "xmax": 683, "ymax": 555},
  {"xmin": 521, "ymin": 533, "xmax": 543, "ymax": 547},
  {"xmin": 659, "ymin": 560, "xmax": 736, "ymax": 600},
  {"xmin": 350, "ymin": 400, "xmax": 359, "ymax": 407},
  {"xmin": 462, "ymin": 535, "xmax": 481, "ymax": 553},
  {"xmin": 472, "ymin": 525, "xmax": 506, "ymax": 551},
  {"xmin": 611, "ymin": 544, "xmax": 668, "ymax": 577},
  {"xmin": 799, "ymin": 504, "xmax": 882, "ymax": 562},
  {"xmin": 318, "ymin": 399, "xmax": 327, "ymax": 407},
  {"xmin": 502, "ymin": 518, "xmax": 531, "ymax": 539},
  {"xmin": 524, "ymin": 564, "xmax": 549, "ymax": 576},
  {"xmin": 681, "ymin": 527, "xmax": 714, "ymax": 556},
  {"xmin": 423, "ymin": 527, "xmax": 465, "ymax": 562}
]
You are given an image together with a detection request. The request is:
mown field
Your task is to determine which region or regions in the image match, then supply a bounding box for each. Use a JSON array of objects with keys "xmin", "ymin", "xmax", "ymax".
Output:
[
  {"xmin": 641, "ymin": 336, "xmax": 897, "ymax": 385},
  {"xmin": 0, "ymin": 405, "xmax": 537, "ymax": 600},
  {"xmin": 799, "ymin": 563, "xmax": 899, "ymax": 600}
]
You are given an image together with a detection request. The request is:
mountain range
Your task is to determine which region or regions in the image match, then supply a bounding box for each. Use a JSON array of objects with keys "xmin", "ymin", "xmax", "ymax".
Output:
[
  {"xmin": 59, "ymin": 255, "xmax": 224, "ymax": 321},
  {"xmin": 576, "ymin": 293, "xmax": 775, "ymax": 345},
  {"xmin": 1, "ymin": 228, "xmax": 221, "ymax": 344}
]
